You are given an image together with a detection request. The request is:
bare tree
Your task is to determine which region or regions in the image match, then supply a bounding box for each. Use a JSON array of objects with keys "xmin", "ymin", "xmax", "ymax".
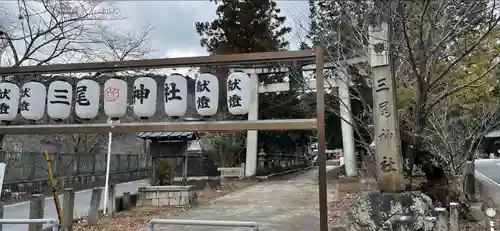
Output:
[
  {"xmin": 0, "ymin": 0, "xmax": 153, "ymax": 153},
  {"xmin": 199, "ymin": 132, "xmax": 245, "ymax": 167},
  {"xmin": 66, "ymin": 23, "xmax": 153, "ymax": 153},
  {"xmin": 292, "ymin": 0, "xmax": 500, "ymax": 204},
  {"xmin": 422, "ymin": 99, "xmax": 500, "ymax": 206}
]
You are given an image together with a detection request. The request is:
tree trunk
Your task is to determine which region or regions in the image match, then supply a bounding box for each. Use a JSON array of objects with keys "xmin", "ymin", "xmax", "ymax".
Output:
[
  {"xmin": 462, "ymin": 160, "xmax": 476, "ymax": 202},
  {"xmin": 415, "ymin": 155, "xmax": 475, "ymax": 219}
]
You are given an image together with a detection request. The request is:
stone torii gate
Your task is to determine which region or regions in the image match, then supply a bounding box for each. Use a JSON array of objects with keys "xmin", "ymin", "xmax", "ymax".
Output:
[
  {"xmin": 0, "ymin": 48, "xmax": 332, "ymax": 231},
  {"xmin": 235, "ymin": 57, "xmax": 366, "ymax": 178}
]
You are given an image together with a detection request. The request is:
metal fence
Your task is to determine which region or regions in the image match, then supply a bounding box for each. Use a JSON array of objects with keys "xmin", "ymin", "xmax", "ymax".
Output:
[
  {"xmin": 0, "ymin": 152, "xmax": 149, "ymax": 183},
  {"xmin": 148, "ymin": 219, "xmax": 260, "ymax": 231}
]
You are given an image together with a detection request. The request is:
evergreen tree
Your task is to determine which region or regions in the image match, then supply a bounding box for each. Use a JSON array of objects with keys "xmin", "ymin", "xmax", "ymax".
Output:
[
  {"xmin": 196, "ymin": 0, "xmax": 309, "ymax": 157},
  {"xmin": 308, "ymin": 0, "xmax": 372, "ymax": 59},
  {"xmin": 195, "ymin": 0, "xmax": 291, "ymax": 55}
]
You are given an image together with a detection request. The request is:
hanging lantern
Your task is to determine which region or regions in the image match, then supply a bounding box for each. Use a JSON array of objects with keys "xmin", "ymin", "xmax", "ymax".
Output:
[
  {"xmin": 20, "ymin": 81, "xmax": 46, "ymax": 121},
  {"xmin": 75, "ymin": 79, "xmax": 100, "ymax": 120},
  {"xmin": 227, "ymin": 72, "xmax": 250, "ymax": 115},
  {"xmin": 104, "ymin": 77, "xmax": 128, "ymax": 120},
  {"xmin": 133, "ymin": 77, "xmax": 157, "ymax": 119},
  {"xmin": 195, "ymin": 73, "xmax": 219, "ymax": 117},
  {"xmin": 0, "ymin": 82, "xmax": 20, "ymax": 122},
  {"xmin": 164, "ymin": 74, "xmax": 187, "ymax": 117},
  {"xmin": 47, "ymin": 80, "xmax": 72, "ymax": 121}
]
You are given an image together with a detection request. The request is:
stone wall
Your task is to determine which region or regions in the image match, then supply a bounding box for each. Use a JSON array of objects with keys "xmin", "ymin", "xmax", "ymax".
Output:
[{"xmin": 137, "ymin": 185, "xmax": 197, "ymax": 207}]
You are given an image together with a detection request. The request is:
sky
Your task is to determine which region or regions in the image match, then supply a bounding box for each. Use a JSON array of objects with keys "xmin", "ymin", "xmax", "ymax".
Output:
[
  {"xmin": 106, "ymin": 1, "xmax": 311, "ymax": 59},
  {"xmin": 0, "ymin": 1, "xmax": 312, "ymax": 75}
]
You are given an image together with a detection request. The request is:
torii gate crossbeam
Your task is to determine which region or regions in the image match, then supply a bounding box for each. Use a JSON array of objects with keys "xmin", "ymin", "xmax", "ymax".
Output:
[{"xmin": 0, "ymin": 48, "xmax": 330, "ymax": 231}]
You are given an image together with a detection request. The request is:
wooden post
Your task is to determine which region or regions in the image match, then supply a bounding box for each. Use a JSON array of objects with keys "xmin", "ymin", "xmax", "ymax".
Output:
[
  {"xmin": 127, "ymin": 155, "xmax": 132, "ymax": 179},
  {"xmin": 28, "ymin": 194, "xmax": 44, "ymax": 231},
  {"xmin": 435, "ymin": 207, "xmax": 449, "ymax": 231},
  {"xmin": 122, "ymin": 192, "xmax": 131, "ymax": 210},
  {"xmin": 0, "ymin": 201, "xmax": 4, "ymax": 231},
  {"xmin": 62, "ymin": 188, "xmax": 75, "ymax": 231},
  {"xmin": 29, "ymin": 155, "xmax": 36, "ymax": 181},
  {"xmin": 88, "ymin": 188, "xmax": 102, "ymax": 226},
  {"xmin": 91, "ymin": 153, "xmax": 96, "ymax": 175},
  {"xmin": 151, "ymin": 158, "xmax": 156, "ymax": 185},
  {"xmin": 107, "ymin": 184, "xmax": 116, "ymax": 217},
  {"xmin": 449, "ymin": 202, "xmax": 459, "ymax": 231},
  {"xmin": 368, "ymin": 20, "xmax": 405, "ymax": 192}
]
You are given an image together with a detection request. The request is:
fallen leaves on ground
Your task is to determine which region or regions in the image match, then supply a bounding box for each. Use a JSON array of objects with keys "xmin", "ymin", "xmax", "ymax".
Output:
[
  {"xmin": 327, "ymin": 179, "xmax": 359, "ymax": 228},
  {"xmin": 73, "ymin": 180, "xmax": 255, "ymax": 231},
  {"xmin": 73, "ymin": 206, "xmax": 185, "ymax": 231},
  {"xmin": 461, "ymin": 199, "xmax": 499, "ymax": 231}
]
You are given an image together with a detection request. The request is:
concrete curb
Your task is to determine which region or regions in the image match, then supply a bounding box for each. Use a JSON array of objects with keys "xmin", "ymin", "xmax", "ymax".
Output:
[{"xmin": 255, "ymin": 166, "xmax": 312, "ymax": 181}]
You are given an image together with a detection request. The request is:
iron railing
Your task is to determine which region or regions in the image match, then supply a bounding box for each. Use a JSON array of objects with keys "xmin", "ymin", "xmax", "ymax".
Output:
[{"xmin": 148, "ymin": 219, "xmax": 259, "ymax": 231}]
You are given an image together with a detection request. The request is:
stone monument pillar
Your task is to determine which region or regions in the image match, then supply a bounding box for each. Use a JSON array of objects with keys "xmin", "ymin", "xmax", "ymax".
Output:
[
  {"xmin": 369, "ymin": 21, "xmax": 405, "ymax": 192},
  {"xmin": 346, "ymin": 14, "xmax": 437, "ymax": 231}
]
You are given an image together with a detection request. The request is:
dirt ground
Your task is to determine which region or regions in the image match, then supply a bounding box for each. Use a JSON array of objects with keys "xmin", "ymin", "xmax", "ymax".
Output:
[
  {"xmin": 327, "ymin": 179, "xmax": 359, "ymax": 228},
  {"xmin": 73, "ymin": 180, "xmax": 255, "ymax": 231}
]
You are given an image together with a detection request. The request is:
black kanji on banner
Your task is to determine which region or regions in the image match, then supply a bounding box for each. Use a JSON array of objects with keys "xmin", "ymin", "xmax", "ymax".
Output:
[
  {"xmin": 0, "ymin": 89, "xmax": 11, "ymax": 100},
  {"xmin": 196, "ymin": 80, "xmax": 211, "ymax": 92},
  {"xmin": 20, "ymin": 88, "xmax": 30, "ymax": 98},
  {"xmin": 76, "ymin": 86, "xmax": 90, "ymax": 106},
  {"xmin": 197, "ymin": 96, "xmax": 211, "ymax": 109},
  {"xmin": 49, "ymin": 89, "xmax": 70, "ymax": 105},
  {"xmin": 20, "ymin": 101, "xmax": 30, "ymax": 111},
  {"xmin": 228, "ymin": 94, "xmax": 242, "ymax": 108},
  {"xmin": 228, "ymin": 78, "xmax": 241, "ymax": 91},
  {"xmin": 0, "ymin": 103, "xmax": 10, "ymax": 114},
  {"xmin": 165, "ymin": 83, "xmax": 182, "ymax": 101},
  {"xmin": 133, "ymin": 84, "xmax": 151, "ymax": 104}
]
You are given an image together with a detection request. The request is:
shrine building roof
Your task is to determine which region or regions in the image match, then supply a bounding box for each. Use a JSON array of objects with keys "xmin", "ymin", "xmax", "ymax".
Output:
[{"xmin": 137, "ymin": 131, "xmax": 196, "ymax": 140}]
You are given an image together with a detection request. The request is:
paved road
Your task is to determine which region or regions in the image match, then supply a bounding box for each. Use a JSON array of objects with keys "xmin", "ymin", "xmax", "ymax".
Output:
[
  {"xmin": 140, "ymin": 167, "xmax": 335, "ymax": 231},
  {"xmin": 476, "ymin": 159, "xmax": 500, "ymax": 182},
  {"xmin": 3, "ymin": 179, "xmax": 149, "ymax": 231},
  {"xmin": 475, "ymin": 159, "xmax": 500, "ymax": 203}
]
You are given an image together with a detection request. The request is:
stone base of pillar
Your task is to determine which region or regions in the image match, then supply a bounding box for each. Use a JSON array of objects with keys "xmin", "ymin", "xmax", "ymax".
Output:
[{"xmin": 346, "ymin": 191, "xmax": 434, "ymax": 231}]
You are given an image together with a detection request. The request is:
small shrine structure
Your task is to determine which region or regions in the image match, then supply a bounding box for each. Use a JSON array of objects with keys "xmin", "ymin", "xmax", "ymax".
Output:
[{"xmin": 138, "ymin": 130, "xmax": 221, "ymax": 189}]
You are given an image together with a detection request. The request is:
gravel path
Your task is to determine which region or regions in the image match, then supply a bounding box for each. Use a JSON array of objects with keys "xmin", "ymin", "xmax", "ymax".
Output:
[{"xmin": 141, "ymin": 167, "xmax": 335, "ymax": 231}]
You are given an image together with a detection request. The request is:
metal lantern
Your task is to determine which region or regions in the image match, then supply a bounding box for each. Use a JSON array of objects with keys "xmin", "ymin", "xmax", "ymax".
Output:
[
  {"xmin": 47, "ymin": 80, "xmax": 73, "ymax": 121},
  {"xmin": 75, "ymin": 79, "xmax": 100, "ymax": 120},
  {"xmin": 133, "ymin": 77, "xmax": 157, "ymax": 119},
  {"xmin": 195, "ymin": 73, "xmax": 219, "ymax": 116},
  {"xmin": 164, "ymin": 74, "xmax": 187, "ymax": 117},
  {"xmin": 103, "ymin": 77, "xmax": 128, "ymax": 120},
  {"xmin": 20, "ymin": 81, "xmax": 46, "ymax": 121},
  {"xmin": 0, "ymin": 82, "xmax": 20, "ymax": 122},
  {"xmin": 227, "ymin": 72, "xmax": 250, "ymax": 115}
]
